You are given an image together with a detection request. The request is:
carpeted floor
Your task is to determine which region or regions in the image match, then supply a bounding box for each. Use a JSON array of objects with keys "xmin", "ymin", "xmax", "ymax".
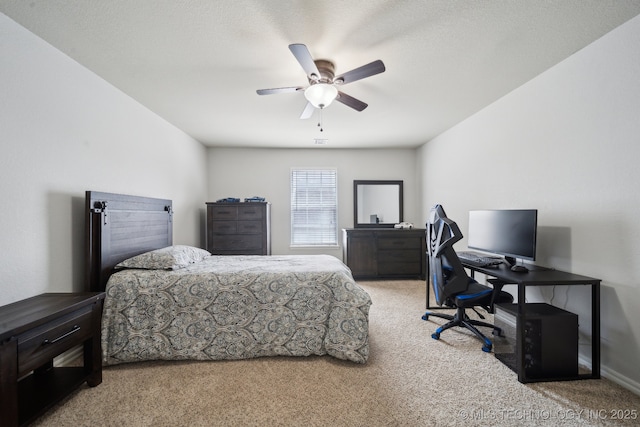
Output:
[{"xmin": 33, "ymin": 280, "xmax": 639, "ymax": 426}]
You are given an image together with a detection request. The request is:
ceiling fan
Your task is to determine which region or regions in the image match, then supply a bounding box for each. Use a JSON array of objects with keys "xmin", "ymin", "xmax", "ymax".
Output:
[{"xmin": 256, "ymin": 44, "xmax": 386, "ymax": 119}]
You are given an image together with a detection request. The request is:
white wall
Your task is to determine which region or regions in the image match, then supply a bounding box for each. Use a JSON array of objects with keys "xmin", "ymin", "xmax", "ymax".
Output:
[
  {"xmin": 6, "ymin": 5, "xmax": 639, "ymax": 393},
  {"xmin": 207, "ymin": 147, "xmax": 419, "ymax": 258},
  {"xmin": 418, "ymin": 15, "xmax": 640, "ymax": 392},
  {"xmin": 0, "ymin": 14, "xmax": 208, "ymax": 305}
]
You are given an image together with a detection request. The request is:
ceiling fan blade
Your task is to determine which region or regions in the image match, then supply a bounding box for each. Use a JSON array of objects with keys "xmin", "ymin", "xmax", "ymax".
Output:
[
  {"xmin": 300, "ymin": 102, "xmax": 315, "ymax": 119},
  {"xmin": 336, "ymin": 91, "xmax": 368, "ymax": 111},
  {"xmin": 334, "ymin": 60, "xmax": 385, "ymax": 85},
  {"xmin": 256, "ymin": 87, "xmax": 303, "ymax": 95},
  {"xmin": 289, "ymin": 44, "xmax": 321, "ymax": 80}
]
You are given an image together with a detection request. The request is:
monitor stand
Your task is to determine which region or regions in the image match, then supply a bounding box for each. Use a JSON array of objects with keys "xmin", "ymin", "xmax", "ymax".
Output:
[{"xmin": 505, "ymin": 256, "xmax": 529, "ymax": 272}]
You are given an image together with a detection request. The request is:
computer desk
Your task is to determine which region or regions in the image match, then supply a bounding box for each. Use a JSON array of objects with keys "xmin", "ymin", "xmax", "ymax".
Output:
[{"xmin": 426, "ymin": 261, "xmax": 601, "ymax": 383}]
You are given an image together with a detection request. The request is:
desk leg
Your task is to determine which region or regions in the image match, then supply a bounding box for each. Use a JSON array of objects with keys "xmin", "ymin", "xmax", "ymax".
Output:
[
  {"xmin": 517, "ymin": 284, "xmax": 527, "ymax": 383},
  {"xmin": 592, "ymin": 283, "xmax": 601, "ymax": 379}
]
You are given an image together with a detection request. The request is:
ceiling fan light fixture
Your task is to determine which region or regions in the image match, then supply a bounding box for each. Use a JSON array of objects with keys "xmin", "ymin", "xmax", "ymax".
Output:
[{"xmin": 304, "ymin": 83, "xmax": 338, "ymax": 109}]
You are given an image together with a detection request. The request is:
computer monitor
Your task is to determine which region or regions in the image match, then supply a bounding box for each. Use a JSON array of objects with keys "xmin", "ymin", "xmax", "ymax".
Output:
[{"xmin": 467, "ymin": 209, "xmax": 538, "ymax": 265}]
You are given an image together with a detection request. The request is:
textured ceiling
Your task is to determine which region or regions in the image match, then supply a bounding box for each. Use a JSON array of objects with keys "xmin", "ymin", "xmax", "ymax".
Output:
[{"xmin": 2, "ymin": 0, "xmax": 640, "ymax": 148}]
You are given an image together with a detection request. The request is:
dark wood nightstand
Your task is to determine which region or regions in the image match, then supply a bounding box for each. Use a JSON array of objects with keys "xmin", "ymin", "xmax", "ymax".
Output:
[{"xmin": 0, "ymin": 292, "xmax": 105, "ymax": 426}]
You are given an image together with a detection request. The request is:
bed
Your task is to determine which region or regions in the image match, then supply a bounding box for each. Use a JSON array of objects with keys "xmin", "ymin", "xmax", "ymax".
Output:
[{"xmin": 85, "ymin": 191, "xmax": 371, "ymax": 365}]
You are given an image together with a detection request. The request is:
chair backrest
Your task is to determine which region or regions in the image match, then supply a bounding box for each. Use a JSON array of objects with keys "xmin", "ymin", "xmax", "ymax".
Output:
[{"xmin": 426, "ymin": 204, "xmax": 472, "ymax": 306}]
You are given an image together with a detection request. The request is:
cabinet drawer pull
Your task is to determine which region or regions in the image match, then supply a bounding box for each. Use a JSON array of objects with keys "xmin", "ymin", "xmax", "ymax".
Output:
[{"xmin": 42, "ymin": 325, "xmax": 81, "ymax": 345}]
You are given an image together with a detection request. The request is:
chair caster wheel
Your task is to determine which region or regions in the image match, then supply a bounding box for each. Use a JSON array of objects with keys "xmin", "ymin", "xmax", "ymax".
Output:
[
  {"xmin": 431, "ymin": 333, "xmax": 440, "ymax": 340},
  {"xmin": 422, "ymin": 314, "xmax": 429, "ymax": 321},
  {"xmin": 482, "ymin": 345, "xmax": 492, "ymax": 353}
]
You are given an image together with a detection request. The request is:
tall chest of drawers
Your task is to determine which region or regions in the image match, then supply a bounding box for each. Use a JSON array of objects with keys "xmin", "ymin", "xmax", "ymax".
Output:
[
  {"xmin": 206, "ymin": 202, "xmax": 271, "ymax": 255},
  {"xmin": 342, "ymin": 228, "xmax": 426, "ymax": 279}
]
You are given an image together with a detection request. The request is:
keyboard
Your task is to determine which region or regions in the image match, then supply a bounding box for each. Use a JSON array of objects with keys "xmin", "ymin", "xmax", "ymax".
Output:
[{"xmin": 457, "ymin": 251, "xmax": 504, "ymax": 267}]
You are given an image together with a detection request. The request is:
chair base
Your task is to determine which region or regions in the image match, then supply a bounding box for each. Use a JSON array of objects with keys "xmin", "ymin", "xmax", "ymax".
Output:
[{"xmin": 422, "ymin": 307, "xmax": 502, "ymax": 352}]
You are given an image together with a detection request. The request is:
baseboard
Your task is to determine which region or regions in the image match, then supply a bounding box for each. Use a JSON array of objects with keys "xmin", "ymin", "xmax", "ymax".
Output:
[
  {"xmin": 579, "ymin": 355, "xmax": 640, "ymax": 396},
  {"xmin": 53, "ymin": 345, "xmax": 84, "ymax": 367},
  {"xmin": 601, "ymin": 366, "xmax": 640, "ymax": 396}
]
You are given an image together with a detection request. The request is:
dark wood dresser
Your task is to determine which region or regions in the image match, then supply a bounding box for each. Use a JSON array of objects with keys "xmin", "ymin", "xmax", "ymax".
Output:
[
  {"xmin": 0, "ymin": 292, "xmax": 105, "ymax": 426},
  {"xmin": 342, "ymin": 228, "xmax": 426, "ymax": 279},
  {"xmin": 206, "ymin": 202, "xmax": 271, "ymax": 255}
]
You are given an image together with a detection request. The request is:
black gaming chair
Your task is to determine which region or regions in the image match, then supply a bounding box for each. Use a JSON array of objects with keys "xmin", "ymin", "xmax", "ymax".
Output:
[{"xmin": 422, "ymin": 204, "xmax": 513, "ymax": 352}]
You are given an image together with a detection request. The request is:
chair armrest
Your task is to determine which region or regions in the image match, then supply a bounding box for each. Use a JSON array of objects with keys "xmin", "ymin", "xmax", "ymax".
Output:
[{"xmin": 486, "ymin": 278, "xmax": 514, "ymax": 313}]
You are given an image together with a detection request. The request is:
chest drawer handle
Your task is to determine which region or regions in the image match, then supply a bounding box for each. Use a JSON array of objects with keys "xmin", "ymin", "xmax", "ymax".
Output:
[{"xmin": 42, "ymin": 325, "xmax": 81, "ymax": 346}]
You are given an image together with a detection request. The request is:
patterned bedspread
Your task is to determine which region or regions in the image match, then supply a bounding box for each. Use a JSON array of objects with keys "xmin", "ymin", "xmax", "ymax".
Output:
[{"xmin": 101, "ymin": 255, "xmax": 371, "ymax": 364}]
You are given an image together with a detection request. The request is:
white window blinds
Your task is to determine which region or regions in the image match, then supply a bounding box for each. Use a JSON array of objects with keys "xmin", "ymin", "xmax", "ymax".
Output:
[{"xmin": 290, "ymin": 168, "xmax": 338, "ymax": 246}]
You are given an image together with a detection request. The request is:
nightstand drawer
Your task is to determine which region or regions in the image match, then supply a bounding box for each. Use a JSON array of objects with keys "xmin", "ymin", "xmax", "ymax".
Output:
[{"xmin": 17, "ymin": 304, "xmax": 93, "ymax": 376}]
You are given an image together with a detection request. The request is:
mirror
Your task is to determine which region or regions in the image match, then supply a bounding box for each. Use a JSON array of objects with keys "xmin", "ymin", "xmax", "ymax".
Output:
[{"xmin": 353, "ymin": 180, "xmax": 403, "ymax": 228}]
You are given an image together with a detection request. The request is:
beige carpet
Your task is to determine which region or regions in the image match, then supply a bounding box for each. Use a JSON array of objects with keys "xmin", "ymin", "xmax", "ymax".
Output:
[{"xmin": 34, "ymin": 280, "xmax": 639, "ymax": 426}]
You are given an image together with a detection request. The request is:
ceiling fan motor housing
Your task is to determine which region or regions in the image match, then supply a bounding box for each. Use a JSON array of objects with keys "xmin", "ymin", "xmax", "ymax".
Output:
[
  {"xmin": 256, "ymin": 43, "xmax": 385, "ymax": 116},
  {"xmin": 311, "ymin": 59, "xmax": 336, "ymax": 84}
]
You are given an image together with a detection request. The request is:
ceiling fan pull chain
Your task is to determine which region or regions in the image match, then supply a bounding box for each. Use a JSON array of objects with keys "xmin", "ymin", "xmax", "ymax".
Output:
[{"xmin": 318, "ymin": 108, "xmax": 324, "ymax": 132}]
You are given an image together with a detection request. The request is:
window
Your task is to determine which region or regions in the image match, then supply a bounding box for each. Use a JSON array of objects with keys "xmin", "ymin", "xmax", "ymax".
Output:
[{"xmin": 290, "ymin": 168, "xmax": 338, "ymax": 246}]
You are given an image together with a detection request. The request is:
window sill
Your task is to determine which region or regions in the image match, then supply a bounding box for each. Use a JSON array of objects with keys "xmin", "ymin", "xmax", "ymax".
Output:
[{"xmin": 290, "ymin": 244, "xmax": 340, "ymax": 249}]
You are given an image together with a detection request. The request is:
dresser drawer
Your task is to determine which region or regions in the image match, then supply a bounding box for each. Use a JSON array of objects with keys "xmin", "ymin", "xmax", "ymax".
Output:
[
  {"xmin": 237, "ymin": 220, "xmax": 262, "ymax": 234},
  {"xmin": 238, "ymin": 206, "xmax": 264, "ymax": 220},
  {"xmin": 209, "ymin": 205, "xmax": 238, "ymax": 220},
  {"xmin": 210, "ymin": 234, "xmax": 262, "ymax": 251},
  {"xmin": 17, "ymin": 304, "xmax": 93, "ymax": 376},
  {"xmin": 210, "ymin": 221, "xmax": 237, "ymax": 234},
  {"xmin": 377, "ymin": 236, "xmax": 422, "ymax": 250},
  {"xmin": 210, "ymin": 221, "xmax": 262, "ymax": 234},
  {"xmin": 377, "ymin": 249, "xmax": 419, "ymax": 263},
  {"xmin": 378, "ymin": 261, "xmax": 422, "ymax": 276},
  {"xmin": 378, "ymin": 248, "xmax": 422, "ymax": 274}
]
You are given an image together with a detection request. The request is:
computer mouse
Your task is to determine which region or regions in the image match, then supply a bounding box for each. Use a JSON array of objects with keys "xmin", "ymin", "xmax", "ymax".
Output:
[{"xmin": 510, "ymin": 265, "xmax": 528, "ymax": 273}]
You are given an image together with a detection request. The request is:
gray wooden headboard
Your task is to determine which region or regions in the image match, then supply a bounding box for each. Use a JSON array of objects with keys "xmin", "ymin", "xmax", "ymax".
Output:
[{"xmin": 85, "ymin": 191, "xmax": 173, "ymax": 292}]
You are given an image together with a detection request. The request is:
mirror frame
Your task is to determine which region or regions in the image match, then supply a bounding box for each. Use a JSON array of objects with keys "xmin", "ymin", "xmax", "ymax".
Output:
[{"xmin": 353, "ymin": 180, "xmax": 403, "ymax": 228}]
